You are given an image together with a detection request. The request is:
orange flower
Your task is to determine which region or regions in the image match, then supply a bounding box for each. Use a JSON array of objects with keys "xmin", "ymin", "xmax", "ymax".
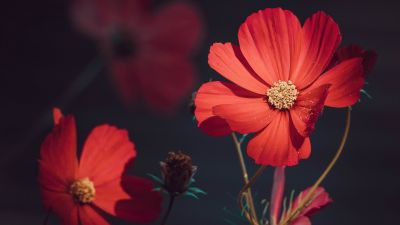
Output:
[
  {"xmin": 39, "ymin": 108, "xmax": 161, "ymax": 224},
  {"xmin": 195, "ymin": 8, "xmax": 368, "ymax": 166}
]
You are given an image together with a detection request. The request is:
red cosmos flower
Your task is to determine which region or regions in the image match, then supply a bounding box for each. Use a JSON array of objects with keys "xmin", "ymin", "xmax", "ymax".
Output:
[
  {"xmin": 39, "ymin": 108, "xmax": 161, "ymax": 224},
  {"xmin": 195, "ymin": 8, "xmax": 368, "ymax": 166},
  {"xmin": 270, "ymin": 167, "xmax": 332, "ymax": 225},
  {"xmin": 71, "ymin": 0, "xmax": 203, "ymax": 112}
]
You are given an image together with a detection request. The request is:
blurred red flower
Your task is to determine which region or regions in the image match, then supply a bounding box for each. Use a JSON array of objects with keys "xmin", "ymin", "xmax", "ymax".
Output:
[
  {"xmin": 39, "ymin": 108, "xmax": 161, "ymax": 225},
  {"xmin": 270, "ymin": 167, "xmax": 332, "ymax": 225},
  {"xmin": 71, "ymin": 0, "xmax": 203, "ymax": 112},
  {"xmin": 195, "ymin": 8, "xmax": 369, "ymax": 166}
]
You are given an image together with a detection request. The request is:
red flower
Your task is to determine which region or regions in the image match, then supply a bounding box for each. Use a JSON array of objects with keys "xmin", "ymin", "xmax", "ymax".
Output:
[
  {"xmin": 39, "ymin": 108, "xmax": 161, "ymax": 225},
  {"xmin": 71, "ymin": 0, "xmax": 203, "ymax": 112},
  {"xmin": 195, "ymin": 8, "xmax": 367, "ymax": 166},
  {"xmin": 270, "ymin": 167, "xmax": 332, "ymax": 225},
  {"xmin": 289, "ymin": 187, "xmax": 332, "ymax": 225}
]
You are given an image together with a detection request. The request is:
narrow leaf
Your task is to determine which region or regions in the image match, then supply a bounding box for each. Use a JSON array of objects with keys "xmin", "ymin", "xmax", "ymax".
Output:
[{"xmin": 146, "ymin": 173, "xmax": 163, "ymax": 184}]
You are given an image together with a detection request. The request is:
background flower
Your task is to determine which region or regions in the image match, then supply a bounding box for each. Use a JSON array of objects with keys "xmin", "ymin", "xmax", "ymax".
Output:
[{"xmin": 71, "ymin": 0, "xmax": 204, "ymax": 112}]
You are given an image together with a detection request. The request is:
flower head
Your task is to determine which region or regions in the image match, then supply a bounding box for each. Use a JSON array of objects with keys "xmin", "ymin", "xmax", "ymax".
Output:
[
  {"xmin": 194, "ymin": 8, "xmax": 371, "ymax": 166},
  {"xmin": 39, "ymin": 108, "xmax": 161, "ymax": 225},
  {"xmin": 160, "ymin": 151, "xmax": 197, "ymax": 195},
  {"xmin": 71, "ymin": 0, "xmax": 203, "ymax": 112}
]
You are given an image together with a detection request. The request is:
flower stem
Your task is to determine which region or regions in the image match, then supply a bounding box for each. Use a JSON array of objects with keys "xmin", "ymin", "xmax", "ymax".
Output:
[
  {"xmin": 160, "ymin": 195, "xmax": 176, "ymax": 225},
  {"xmin": 270, "ymin": 166, "xmax": 285, "ymax": 225},
  {"xmin": 238, "ymin": 166, "xmax": 267, "ymax": 210},
  {"xmin": 231, "ymin": 133, "xmax": 259, "ymax": 225},
  {"xmin": 279, "ymin": 107, "xmax": 352, "ymax": 225},
  {"xmin": 43, "ymin": 209, "xmax": 50, "ymax": 225}
]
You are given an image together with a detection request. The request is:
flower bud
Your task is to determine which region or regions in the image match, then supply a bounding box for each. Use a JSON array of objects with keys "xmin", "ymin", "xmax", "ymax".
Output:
[{"xmin": 160, "ymin": 151, "xmax": 197, "ymax": 195}]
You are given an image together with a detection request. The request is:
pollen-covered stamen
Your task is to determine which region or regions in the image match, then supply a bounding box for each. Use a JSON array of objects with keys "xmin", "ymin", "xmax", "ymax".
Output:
[
  {"xmin": 70, "ymin": 178, "xmax": 95, "ymax": 204},
  {"xmin": 267, "ymin": 80, "xmax": 299, "ymax": 110}
]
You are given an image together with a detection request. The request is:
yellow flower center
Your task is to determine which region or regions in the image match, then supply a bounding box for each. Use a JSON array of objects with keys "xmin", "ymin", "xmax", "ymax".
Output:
[
  {"xmin": 267, "ymin": 80, "xmax": 299, "ymax": 110},
  {"xmin": 69, "ymin": 178, "xmax": 95, "ymax": 204}
]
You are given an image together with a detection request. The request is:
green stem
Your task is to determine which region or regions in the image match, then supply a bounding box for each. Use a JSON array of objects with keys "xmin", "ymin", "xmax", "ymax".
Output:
[
  {"xmin": 279, "ymin": 107, "xmax": 352, "ymax": 225},
  {"xmin": 238, "ymin": 166, "xmax": 267, "ymax": 211},
  {"xmin": 231, "ymin": 133, "xmax": 259, "ymax": 225},
  {"xmin": 43, "ymin": 209, "xmax": 50, "ymax": 225},
  {"xmin": 160, "ymin": 195, "xmax": 176, "ymax": 225}
]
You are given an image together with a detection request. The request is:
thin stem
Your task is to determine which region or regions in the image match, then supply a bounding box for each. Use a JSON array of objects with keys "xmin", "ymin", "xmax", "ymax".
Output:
[
  {"xmin": 279, "ymin": 107, "xmax": 352, "ymax": 225},
  {"xmin": 43, "ymin": 209, "xmax": 50, "ymax": 225},
  {"xmin": 1, "ymin": 57, "xmax": 103, "ymax": 166},
  {"xmin": 238, "ymin": 166, "xmax": 267, "ymax": 211},
  {"xmin": 160, "ymin": 195, "xmax": 176, "ymax": 225},
  {"xmin": 231, "ymin": 133, "xmax": 259, "ymax": 225}
]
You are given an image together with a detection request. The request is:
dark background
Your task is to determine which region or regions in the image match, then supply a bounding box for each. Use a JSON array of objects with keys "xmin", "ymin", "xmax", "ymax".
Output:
[{"xmin": 0, "ymin": 0, "xmax": 398, "ymax": 224}]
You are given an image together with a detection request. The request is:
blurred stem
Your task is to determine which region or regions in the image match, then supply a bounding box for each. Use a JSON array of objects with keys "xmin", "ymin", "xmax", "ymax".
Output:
[
  {"xmin": 43, "ymin": 209, "xmax": 50, "ymax": 225},
  {"xmin": 270, "ymin": 167, "xmax": 285, "ymax": 225},
  {"xmin": 160, "ymin": 195, "xmax": 175, "ymax": 225},
  {"xmin": 1, "ymin": 57, "xmax": 103, "ymax": 166},
  {"xmin": 231, "ymin": 133, "xmax": 259, "ymax": 225},
  {"xmin": 279, "ymin": 107, "xmax": 352, "ymax": 225}
]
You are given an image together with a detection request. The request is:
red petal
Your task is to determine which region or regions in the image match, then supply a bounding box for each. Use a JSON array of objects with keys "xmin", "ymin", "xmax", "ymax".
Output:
[
  {"xmin": 312, "ymin": 58, "xmax": 364, "ymax": 107},
  {"xmin": 79, "ymin": 205, "xmax": 109, "ymax": 225},
  {"xmin": 116, "ymin": 0, "xmax": 150, "ymax": 27},
  {"xmin": 247, "ymin": 112, "xmax": 301, "ymax": 166},
  {"xmin": 71, "ymin": 0, "xmax": 149, "ymax": 38},
  {"xmin": 78, "ymin": 125, "xmax": 136, "ymax": 186},
  {"xmin": 194, "ymin": 81, "xmax": 262, "ymax": 136},
  {"xmin": 41, "ymin": 191, "xmax": 78, "ymax": 225},
  {"xmin": 362, "ymin": 50, "xmax": 378, "ymax": 76},
  {"xmin": 39, "ymin": 115, "xmax": 78, "ymax": 188},
  {"xmin": 39, "ymin": 161, "xmax": 68, "ymax": 193},
  {"xmin": 147, "ymin": 2, "xmax": 203, "ymax": 55},
  {"xmin": 70, "ymin": 0, "xmax": 114, "ymax": 38},
  {"xmin": 291, "ymin": 11, "xmax": 341, "ymax": 89},
  {"xmin": 329, "ymin": 44, "xmax": 377, "ymax": 76},
  {"xmin": 238, "ymin": 8, "xmax": 303, "ymax": 84},
  {"xmin": 197, "ymin": 116, "xmax": 231, "ymax": 137},
  {"xmin": 290, "ymin": 85, "xmax": 330, "ymax": 137},
  {"xmin": 95, "ymin": 176, "xmax": 162, "ymax": 223},
  {"xmin": 52, "ymin": 108, "xmax": 64, "ymax": 125},
  {"xmin": 213, "ymin": 98, "xmax": 277, "ymax": 134},
  {"xmin": 332, "ymin": 45, "xmax": 363, "ymax": 64},
  {"xmin": 298, "ymin": 138, "xmax": 311, "ymax": 160},
  {"xmin": 138, "ymin": 57, "xmax": 195, "ymax": 112},
  {"xmin": 112, "ymin": 59, "xmax": 139, "ymax": 105},
  {"xmin": 270, "ymin": 167, "xmax": 286, "ymax": 224},
  {"xmin": 112, "ymin": 55, "xmax": 195, "ymax": 112},
  {"xmin": 291, "ymin": 216, "xmax": 312, "ymax": 225},
  {"xmin": 292, "ymin": 187, "xmax": 333, "ymax": 218},
  {"xmin": 208, "ymin": 43, "xmax": 268, "ymax": 94}
]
